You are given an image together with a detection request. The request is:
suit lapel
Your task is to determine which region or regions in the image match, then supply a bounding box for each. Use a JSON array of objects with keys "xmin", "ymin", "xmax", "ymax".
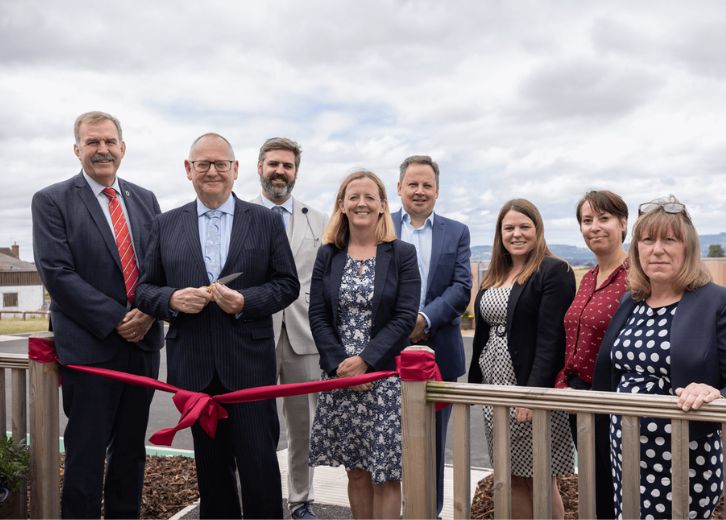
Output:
[
  {"xmin": 289, "ymin": 198, "xmax": 305, "ymax": 257},
  {"xmin": 330, "ymin": 247, "xmax": 347, "ymax": 326},
  {"xmin": 221, "ymin": 197, "xmax": 251, "ymax": 276},
  {"xmin": 118, "ymin": 179, "xmax": 143, "ymax": 257},
  {"xmin": 372, "ymin": 242, "xmax": 392, "ymax": 322},
  {"xmin": 74, "ymin": 173, "xmax": 122, "ymax": 271},
  {"xmin": 506, "ymin": 280, "xmax": 525, "ymax": 334},
  {"xmin": 392, "ymin": 210, "xmax": 402, "ymax": 238},
  {"xmin": 426, "ymin": 215, "xmax": 445, "ymax": 297},
  {"xmin": 181, "ymin": 202, "xmax": 208, "ymax": 276}
]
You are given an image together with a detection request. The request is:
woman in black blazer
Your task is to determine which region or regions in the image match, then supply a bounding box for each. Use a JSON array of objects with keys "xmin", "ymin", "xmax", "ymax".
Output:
[
  {"xmin": 467, "ymin": 199, "xmax": 576, "ymax": 519},
  {"xmin": 593, "ymin": 196, "xmax": 726, "ymax": 519},
  {"xmin": 307, "ymin": 170, "xmax": 420, "ymax": 519}
]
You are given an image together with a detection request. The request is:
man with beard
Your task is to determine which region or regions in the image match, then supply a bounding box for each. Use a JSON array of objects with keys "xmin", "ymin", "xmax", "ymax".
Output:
[
  {"xmin": 252, "ymin": 137, "xmax": 327, "ymax": 519},
  {"xmin": 393, "ymin": 155, "xmax": 472, "ymax": 515},
  {"xmin": 31, "ymin": 111, "xmax": 163, "ymax": 518}
]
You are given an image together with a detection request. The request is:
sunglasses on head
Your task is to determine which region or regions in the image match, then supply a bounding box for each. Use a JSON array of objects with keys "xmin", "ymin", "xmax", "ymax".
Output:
[{"xmin": 638, "ymin": 201, "xmax": 686, "ymax": 216}]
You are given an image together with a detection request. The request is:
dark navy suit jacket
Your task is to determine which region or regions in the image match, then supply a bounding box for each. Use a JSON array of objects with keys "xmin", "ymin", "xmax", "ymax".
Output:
[
  {"xmin": 392, "ymin": 210, "xmax": 472, "ymax": 380},
  {"xmin": 593, "ymin": 282, "xmax": 726, "ymax": 438},
  {"xmin": 468, "ymin": 256, "xmax": 575, "ymax": 387},
  {"xmin": 136, "ymin": 196, "xmax": 299, "ymax": 392},
  {"xmin": 31, "ymin": 172, "xmax": 163, "ymax": 365},
  {"xmin": 308, "ymin": 240, "xmax": 420, "ymax": 375}
]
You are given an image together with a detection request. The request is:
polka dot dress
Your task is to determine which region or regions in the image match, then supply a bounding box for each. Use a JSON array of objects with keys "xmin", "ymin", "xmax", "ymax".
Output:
[
  {"xmin": 478, "ymin": 288, "xmax": 575, "ymax": 477},
  {"xmin": 610, "ymin": 302, "xmax": 723, "ymax": 519}
]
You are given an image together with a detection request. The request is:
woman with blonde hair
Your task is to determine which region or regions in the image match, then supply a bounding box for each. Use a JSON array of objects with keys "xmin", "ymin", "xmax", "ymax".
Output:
[
  {"xmin": 468, "ymin": 199, "xmax": 576, "ymax": 519},
  {"xmin": 594, "ymin": 195, "xmax": 726, "ymax": 518},
  {"xmin": 308, "ymin": 170, "xmax": 420, "ymax": 519}
]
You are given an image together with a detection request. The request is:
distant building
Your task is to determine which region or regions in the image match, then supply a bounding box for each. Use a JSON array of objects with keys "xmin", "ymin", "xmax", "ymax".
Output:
[{"xmin": 0, "ymin": 243, "xmax": 44, "ymax": 313}]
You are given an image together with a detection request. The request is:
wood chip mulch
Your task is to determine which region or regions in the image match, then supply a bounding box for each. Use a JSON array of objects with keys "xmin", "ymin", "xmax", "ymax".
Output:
[
  {"xmin": 471, "ymin": 474, "xmax": 725, "ymax": 519},
  {"xmin": 58, "ymin": 455, "xmax": 199, "ymax": 519}
]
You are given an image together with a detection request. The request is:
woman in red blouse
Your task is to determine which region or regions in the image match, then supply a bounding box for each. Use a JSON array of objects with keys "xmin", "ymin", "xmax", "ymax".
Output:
[
  {"xmin": 554, "ymin": 190, "xmax": 629, "ymax": 393},
  {"xmin": 554, "ymin": 190, "xmax": 628, "ymax": 519}
]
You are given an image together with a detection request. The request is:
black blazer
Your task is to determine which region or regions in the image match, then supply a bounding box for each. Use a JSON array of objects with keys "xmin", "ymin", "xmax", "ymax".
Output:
[
  {"xmin": 31, "ymin": 172, "xmax": 164, "ymax": 365},
  {"xmin": 308, "ymin": 240, "xmax": 421, "ymax": 375},
  {"xmin": 136, "ymin": 196, "xmax": 300, "ymax": 391},
  {"xmin": 468, "ymin": 256, "xmax": 576, "ymax": 387},
  {"xmin": 593, "ymin": 282, "xmax": 726, "ymax": 438}
]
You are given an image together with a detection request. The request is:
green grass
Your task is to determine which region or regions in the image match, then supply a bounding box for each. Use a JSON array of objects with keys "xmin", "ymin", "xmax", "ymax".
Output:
[
  {"xmin": 574, "ymin": 266, "xmax": 590, "ymax": 288},
  {"xmin": 0, "ymin": 318, "xmax": 49, "ymax": 335}
]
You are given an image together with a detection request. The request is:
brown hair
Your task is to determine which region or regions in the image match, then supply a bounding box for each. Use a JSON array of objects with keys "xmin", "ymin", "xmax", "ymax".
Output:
[
  {"xmin": 628, "ymin": 197, "xmax": 710, "ymax": 301},
  {"xmin": 576, "ymin": 190, "xmax": 629, "ymax": 242},
  {"xmin": 258, "ymin": 137, "xmax": 302, "ymax": 169},
  {"xmin": 322, "ymin": 170, "xmax": 397, "ymax": 249},
  {"xmin": 481, "ymin": 199, "xmax": 553, "ymax": 289}
]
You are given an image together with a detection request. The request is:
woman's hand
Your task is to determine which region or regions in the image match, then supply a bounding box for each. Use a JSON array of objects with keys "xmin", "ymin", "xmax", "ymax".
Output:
[
  {"xmin": 336, "ymin": 356, "xmax": 372, "ymax": 392},
  {"xmin": 515, "ymin": 406, "xmax": 533, "ymax": 423},
  {"xmin": 675, "ymin": 383, "xmax": 723, "ymax": 411}
]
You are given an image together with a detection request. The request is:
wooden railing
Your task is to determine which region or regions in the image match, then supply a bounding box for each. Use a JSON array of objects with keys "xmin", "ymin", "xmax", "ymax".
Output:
[
  {"xmin": 400, "ymin": 347, "xmax": 726, "ymax": 519},
  {"xmin": 0, "ymin": 311, "xmax": 49, "ymax": 320},
  {"xmin": 0, "ymin": 334, "xmax": 60, "ymax": 519}
]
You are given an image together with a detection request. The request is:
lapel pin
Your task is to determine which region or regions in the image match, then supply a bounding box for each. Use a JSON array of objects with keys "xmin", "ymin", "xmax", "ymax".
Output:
[{"xmin": 125, "ymin": 190, "xmax": 131, "ymax": 197}]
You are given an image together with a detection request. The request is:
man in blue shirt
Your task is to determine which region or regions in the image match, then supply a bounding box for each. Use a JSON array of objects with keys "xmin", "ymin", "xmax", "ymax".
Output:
[{"xmin": 392, "ymin": 155, "xmax": 472, "ymax": 515}]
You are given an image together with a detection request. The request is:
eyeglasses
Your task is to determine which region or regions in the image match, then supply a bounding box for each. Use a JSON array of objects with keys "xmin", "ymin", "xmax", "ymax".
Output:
[
  {"xmin": 190, "ymin": 160, "xmax": 234, "ymax": 173},
  {"xmin": 638, "ymin": 201, "xmax": 686, "ymax": 216}
]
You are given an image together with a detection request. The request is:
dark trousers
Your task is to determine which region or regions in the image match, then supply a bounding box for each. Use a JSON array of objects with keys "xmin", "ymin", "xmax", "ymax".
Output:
[
  {"xmin": 192, "ymin": 373, "xmax": 283, "ymax": 519},
  {"xmin": 60, "ymin": 348, "xmax": 158, "ymax": 519}
]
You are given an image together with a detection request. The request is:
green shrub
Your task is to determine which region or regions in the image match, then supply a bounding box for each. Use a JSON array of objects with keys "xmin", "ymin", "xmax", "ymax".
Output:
[{"xmin": 0, "ymin": 437, "xmax": 29, "ymax": 494}]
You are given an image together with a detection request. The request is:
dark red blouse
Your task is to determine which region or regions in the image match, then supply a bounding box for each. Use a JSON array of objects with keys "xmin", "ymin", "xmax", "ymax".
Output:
[{"xmin": 554, "ymin": 262, "xmax": 628, "ymax": 389}]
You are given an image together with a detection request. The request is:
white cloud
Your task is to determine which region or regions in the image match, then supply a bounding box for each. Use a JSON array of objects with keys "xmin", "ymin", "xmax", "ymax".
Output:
[{"xmin": 2, "ymin": 0, "xmax": 726, "ymax": 261}]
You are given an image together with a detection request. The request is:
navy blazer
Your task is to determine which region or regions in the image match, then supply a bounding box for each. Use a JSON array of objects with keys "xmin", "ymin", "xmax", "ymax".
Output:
[
  {"xmin": 593, "ymin": 282, "xmax": 726, "ymax": 438},
  {"xmin": 392, "ymin": 210, "xmax": 472, "ymax": 380},
  {"xmin": 136, "ymin": 196, "xmax": 299, "ymax": 391},
  {"xmin": 31, "ymin": 172, "xmax": 163, "ymax": 365},
  {"xmin": 468, "ymin": 256, "xmax": 575, "ymax": 387},
  {"xmin": 308, "ymin": 240, "xmax": 420, "ymax": 375}
]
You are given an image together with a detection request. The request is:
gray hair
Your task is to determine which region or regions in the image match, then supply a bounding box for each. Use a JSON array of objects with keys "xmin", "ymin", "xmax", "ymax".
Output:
[
  {"xmin": 74, "ymin": 111, "xmax": 123, "ymax": 144},
  {"xmin": 399, "ymin": 155, "xmax": 440, "ymax": 187},
  {"xmin": 258, "ymin": 137, "xmax": 302, "ymax": 169},
  {"xmin": 188, "ymin": 133, "xmax": 235, "ymax": 159}
]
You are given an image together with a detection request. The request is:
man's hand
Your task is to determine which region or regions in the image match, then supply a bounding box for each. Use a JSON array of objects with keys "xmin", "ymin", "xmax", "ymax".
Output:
[
  {"xmin": 675, "ymin": 383, "xmax": 722, "ymax": 411},
  {"xmin": 116, "ymin": 308, "xmax": 155, "ymax": 342},
  {"xmin": 169, "ymin": 287, "xmax": 212, "ymax": 314},
  {"xmin": 209, "ymin": 283, "xmax": 245, "ymax": 314},
  {"xmin": 409, "ymin": 313, "xmax": 429, "ymax": 343},
  {"xmin": 337, "ymin": 355, "xmax": 371, "ymax": 392}
]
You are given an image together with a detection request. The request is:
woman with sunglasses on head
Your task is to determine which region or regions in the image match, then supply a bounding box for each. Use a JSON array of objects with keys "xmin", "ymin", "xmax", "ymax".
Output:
[
  {"xmin": 593, "ymin": 195, "xmax": 726, "ymax": 519},
  {"xmin": 307, "ymin": 170, "xmax": 420, "ymax": 519},
  {"xmin": 468, "ymin": 199, "xmax": 576, "ymax": 519},
  {"xmin": 554, "ymin": 191, "xmax": 629, "ymax": 518}
]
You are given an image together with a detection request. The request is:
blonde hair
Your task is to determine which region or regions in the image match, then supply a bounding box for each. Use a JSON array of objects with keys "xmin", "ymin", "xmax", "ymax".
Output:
[
  {"xmin": 628, "ymin": 198, "xmax": 710, "ymax": 301},
  {"xmin": 481, "ymin": 199, "xmax": 554, "ymax": 289},
  {"xmin": 322, "ymin": 170, "xmax": 397, "ymax": 248}
]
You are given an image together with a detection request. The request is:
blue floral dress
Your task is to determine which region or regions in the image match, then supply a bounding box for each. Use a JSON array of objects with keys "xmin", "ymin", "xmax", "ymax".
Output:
[
  {"xmin": 610, "ymin": 302, "xmax": 723, "ymax": 519},
  {"xmin": 308, "ymin": 256, "xmax": 402, "ymax": 484}
]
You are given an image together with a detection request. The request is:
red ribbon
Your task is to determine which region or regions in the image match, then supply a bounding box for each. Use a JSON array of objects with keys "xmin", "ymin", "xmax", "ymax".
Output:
[{"xmin": 28, "ymin": 338, "xmax": 444, "ymax": 446}]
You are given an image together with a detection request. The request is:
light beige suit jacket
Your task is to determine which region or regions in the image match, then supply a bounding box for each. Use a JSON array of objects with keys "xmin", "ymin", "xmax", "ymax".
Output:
[{"xmin": 252, "ymin": 195, "xmax": 327, "ymax": 355}]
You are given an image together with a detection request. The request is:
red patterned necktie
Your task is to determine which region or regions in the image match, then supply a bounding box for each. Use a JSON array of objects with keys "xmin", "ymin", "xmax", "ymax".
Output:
[{"xmin": 102, "ymin": 187, "xmax": 139, "ymax": 304}]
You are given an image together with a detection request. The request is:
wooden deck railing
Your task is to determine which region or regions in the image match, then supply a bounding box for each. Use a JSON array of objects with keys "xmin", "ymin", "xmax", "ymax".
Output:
[
  {"xmin": 0, "ymin": 334, "xmax": 60, "ymax": 519},
  {"xmin": 400, "ymin": 346, "xmax": 726, "ymax": 519}
]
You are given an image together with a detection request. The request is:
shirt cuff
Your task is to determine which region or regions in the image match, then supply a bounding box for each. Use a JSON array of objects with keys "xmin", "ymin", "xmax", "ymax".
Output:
[{"xmin": 419, "ymin": 311, "xmax": 431, "ymax": 332}]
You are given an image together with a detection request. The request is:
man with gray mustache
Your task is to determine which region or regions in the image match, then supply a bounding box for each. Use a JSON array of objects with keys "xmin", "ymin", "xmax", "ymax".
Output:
[{"xmin": 32, "ymin": 111, "xmax": 163, "ymax": 518}]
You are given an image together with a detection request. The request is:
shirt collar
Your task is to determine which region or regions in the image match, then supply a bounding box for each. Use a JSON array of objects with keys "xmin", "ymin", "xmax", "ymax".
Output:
[
  {"xmin": 260, "ymin": 194, "xmax": 293, "ymax": 215},
  {"xmin": 401, "ymin": 209, "xmax": 435, "ymax": 229},
  {"xmin": 197, "ymin": 195, "xmax": 235, "ymax": 217},
  {"xmin": 82, "ymin": 170, "xmax": 121, "ymax": 197}
]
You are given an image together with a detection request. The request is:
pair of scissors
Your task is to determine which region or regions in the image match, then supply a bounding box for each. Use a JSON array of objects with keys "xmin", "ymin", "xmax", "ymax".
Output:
[{"xmin": 207, "ymin": 272, "xmax": 242, "ymax": 292}]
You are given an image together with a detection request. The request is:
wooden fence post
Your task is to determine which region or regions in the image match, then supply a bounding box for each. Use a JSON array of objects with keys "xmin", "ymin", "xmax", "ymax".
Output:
[
  {"xmin": 401, "ymin": 346, "xmax": 436, "ymax": 519},
  {"xmin": 28, "ymin": 335, "xmax": 60, "ymax": 519}
]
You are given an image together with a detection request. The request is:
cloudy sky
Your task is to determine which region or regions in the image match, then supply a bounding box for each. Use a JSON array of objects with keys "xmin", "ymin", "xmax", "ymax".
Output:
[{"xmin": 2, "ymin": 0, "xmax": 726, "ymax": 260}]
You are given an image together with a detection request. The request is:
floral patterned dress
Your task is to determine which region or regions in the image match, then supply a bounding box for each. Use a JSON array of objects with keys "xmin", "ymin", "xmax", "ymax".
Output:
[{"xmin": 308, "ymin": 256, "xmax": 402, "ymax": 483}]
